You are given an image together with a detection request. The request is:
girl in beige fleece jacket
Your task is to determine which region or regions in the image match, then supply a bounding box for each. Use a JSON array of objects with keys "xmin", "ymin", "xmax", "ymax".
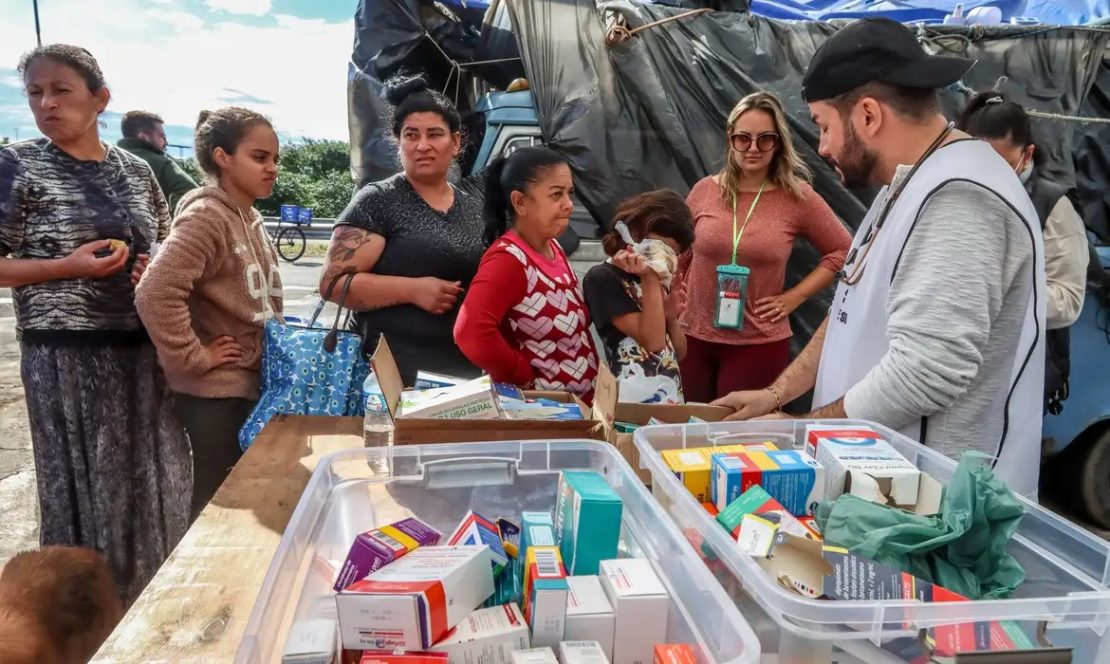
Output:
[{"xmin": 136, "ymin": 107, "xmax": 283, "ymax": 521}]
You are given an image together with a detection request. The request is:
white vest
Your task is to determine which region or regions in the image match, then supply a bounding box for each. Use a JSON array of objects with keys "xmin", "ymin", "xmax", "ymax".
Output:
[{"xmin": 814, "ymin": 140, "xmax": 1045, "ymax": 498}]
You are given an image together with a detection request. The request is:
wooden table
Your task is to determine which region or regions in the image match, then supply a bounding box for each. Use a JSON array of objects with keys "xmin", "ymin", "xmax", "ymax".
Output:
[{"xmin": 93, "ymin": 415, "xmax": 364, "ymax": 663}]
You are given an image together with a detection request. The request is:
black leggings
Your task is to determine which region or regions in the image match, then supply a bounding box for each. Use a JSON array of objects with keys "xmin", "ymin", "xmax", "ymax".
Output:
[{"xmin": 173, "ymin": 394, "xmax": 255, "ymax": 522}]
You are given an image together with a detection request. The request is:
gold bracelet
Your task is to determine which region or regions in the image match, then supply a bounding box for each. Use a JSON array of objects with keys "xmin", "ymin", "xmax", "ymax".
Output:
[{"xmin": 764, "ymin": 385, "xmax": 783, "ymax": 410}]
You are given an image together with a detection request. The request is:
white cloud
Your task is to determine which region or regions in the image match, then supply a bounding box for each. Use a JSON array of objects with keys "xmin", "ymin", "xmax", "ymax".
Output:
[
  {"xmin": 0, "ymin": 0, "xmax": 351, "ymax": 141},
  {"xmin": 205, "ymin": 0, "xmax": 273, "ymax": 16}
]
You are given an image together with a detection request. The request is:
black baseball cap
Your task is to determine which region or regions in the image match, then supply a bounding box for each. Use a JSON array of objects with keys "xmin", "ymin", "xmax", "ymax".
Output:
[{"xmin": 802, "ymin": 17, "xmax": 975, "ymax": 102}]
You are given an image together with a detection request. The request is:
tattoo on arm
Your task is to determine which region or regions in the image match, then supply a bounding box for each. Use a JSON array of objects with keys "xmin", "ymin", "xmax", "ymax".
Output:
[{"xmin": 330, "ymin": 226, "xmax": 375, "ymax": 262}]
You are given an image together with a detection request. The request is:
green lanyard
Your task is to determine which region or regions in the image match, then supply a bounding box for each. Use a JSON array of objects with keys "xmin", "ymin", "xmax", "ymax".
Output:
[{"xmin": 731, "ymin": 180, "xmax": 766, "ymax": 265}]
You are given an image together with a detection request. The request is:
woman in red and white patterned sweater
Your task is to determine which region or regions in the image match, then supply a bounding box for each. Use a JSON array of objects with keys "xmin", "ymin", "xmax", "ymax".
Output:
[{"xmin": 454, "ymin": 147, "xmax": 599, "ymax": 402}]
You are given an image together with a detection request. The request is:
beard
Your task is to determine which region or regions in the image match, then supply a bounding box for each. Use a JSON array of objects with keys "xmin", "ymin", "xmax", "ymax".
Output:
[{"xmin": 834, "ymin": 122, "xmax": 879, "ymax": 189}]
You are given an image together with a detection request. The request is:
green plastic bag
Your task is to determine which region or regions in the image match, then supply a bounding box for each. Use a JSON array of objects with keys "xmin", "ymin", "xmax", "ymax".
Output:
[{"xmin": 814, "ymin": 452, "xmax": 1026, "ymax": 599}]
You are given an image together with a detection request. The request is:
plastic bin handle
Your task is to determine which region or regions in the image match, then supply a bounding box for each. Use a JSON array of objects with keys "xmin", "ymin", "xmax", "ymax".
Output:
[{"xmin": 421, "ymin": 456, "xmax": 518, "ymax": 489}]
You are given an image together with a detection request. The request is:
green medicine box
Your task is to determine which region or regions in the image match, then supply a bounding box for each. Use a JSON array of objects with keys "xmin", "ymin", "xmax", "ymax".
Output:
[{"xmin": 554, "ymin": 472, "xmax": 623, "ymax": 575}]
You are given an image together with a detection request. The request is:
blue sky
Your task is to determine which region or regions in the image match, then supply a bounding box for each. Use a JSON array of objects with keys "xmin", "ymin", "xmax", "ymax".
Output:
[{"xmin": 0, "ymin": 0, "xmax": 356, "ymax": 155}]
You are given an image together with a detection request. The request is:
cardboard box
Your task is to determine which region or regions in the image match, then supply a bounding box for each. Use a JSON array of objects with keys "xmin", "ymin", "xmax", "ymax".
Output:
[
  {"xmin": 333, "ymin": 518, "xmax": 442, "ymax": 591},
  {"xmin": 283, "ymin": 618, "xmax": 337, "ymax": 664},
  {"xmin": 652, "ymin": 644, "xmax": 696, "ymax": 664},
  {"xmin": 523, "ymin": 546, "xmax": 569, "ymax": 648},
  {"xmin": 555, "ymin": 472, "xmax": 623, "ymax": 575},
  {"xmin": 564, "ymin": 577, "xmax": 614, "ymax": 660},
  {"xmin": 599, "ymin": 559, "xmax": 669, "ymax": 664},
  {"xmin": 429, "ymin": 604, "xmax": 532, "ymax": 664},
  {"xmin": 711, "ymin": 450, "xmax": 825, "ymax": 515},
  {"xmin": 715, "ymin": 486, "xmax": 821, "ymax": 556},
  {"xmin": 591, "ymin": 363, "xmax": 733, "ymax": 482},
  {"xmin": 336, "ymin": 546, "xmax": 494, "ymax": 650},
  {"xmin": 449, "ymin": 511, "xmax": 509, "ymax": 575},
  {"xmin": 511, "ymin": 648, "xmax": 559, "ymax": 664},
  {"xmin": 399, "ymin": 376, "xmax": 501, "ymax": 420},
  {"xmin": 371, "ymin": 337, "xmax": 603, "ymax": 445},
  {"xmin": 559, "ymin": 641, "xmax": 610, "ymax": 664},
  {"xmin": 701, "ymin": 501, "xmax": 719, "ymax": 517},
  {"xmin": 804, "ymin": 425, "xmax": 942, "ymax": 513}
]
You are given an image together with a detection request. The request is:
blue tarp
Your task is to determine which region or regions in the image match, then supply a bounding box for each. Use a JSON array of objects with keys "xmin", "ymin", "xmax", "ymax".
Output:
[{"xmin": 749, "ymin": 0, "xmax": 1110, "ymax": 26}]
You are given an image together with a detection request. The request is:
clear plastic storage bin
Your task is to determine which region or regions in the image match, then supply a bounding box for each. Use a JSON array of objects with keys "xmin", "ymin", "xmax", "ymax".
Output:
[
  {"xmin": 635, "ymin": 419, "xmax": 1110, "ymax": 662},
  {"xmin": 235, "ymin": 439, "xmax": 761, "ymax": 664}
]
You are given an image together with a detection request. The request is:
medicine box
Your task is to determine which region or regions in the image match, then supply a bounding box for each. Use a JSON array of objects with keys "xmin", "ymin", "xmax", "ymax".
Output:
[
  {"xmin": 711, "ymin": 449, "xmax": 825, "ymax": 515},
  {"xmin": 564, "ymin": 576, "xmax": 614, "ymax": 659},
  {"xmin": 559, "ymin": 641, "xmax": 610, "ymax": 664},
  {"xmin": 448, "ymin": 511, "xmax": 509, "ymax": 575},
  {"xmin": 282, "ymin": 618, "xmax": 337, "ymax": 664},
  {"xmin": 652, "ymin": 644, "xmax": 696, "ymax": 664},
  {"xmin": 521, "ymin": 511, "xmax": 558, "ymax": 552},
  {"xmin": 716, "ymin": 486, "xmax": 821, "ymax": 556},
  {"xmin": 361, "ymin": 653, "xmax": 449, "ymax": 664},
  {"xmin": 429, "ymin": 603, "xmax": 532, "ymax": 664},
  {"xmin": 599, "ymin": 559, "xmax": 669, "ymax": 664},
  {"xmin": 335, "ymin": 546, "xmax": 494, "ymax": 650},
  {"xmin": 555, "ymin": 473, "xmax": 622, "ymax": 575},
  {"xmin": 399, "ymin": 376, "xmax": 501, "ymax": 420},
  {"xmin": 333, "ymin": 517, "xmax": 442, "ymax": 591},
  {"xmin": 523, "ymin": 546, "xmax": 569, "ymax": 648},
  {"xmin": 661, "ymin": 442, "xmax": 780, "ymax": 503},
  {"xmin": 804, "ymin": 425, "xmax": 922, "ymax": 507},
  {"xmin": 511, "ymin": 648, "xmax": 560, "ymax": 664}
]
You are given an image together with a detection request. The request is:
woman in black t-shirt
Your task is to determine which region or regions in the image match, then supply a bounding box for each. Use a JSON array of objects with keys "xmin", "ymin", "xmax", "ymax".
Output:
[
  {"xmin": 583, "ymin": 190, "xmax": 695, "ymax": 404},
  {"xmin": 321, "ymin": 75, "xmax": 484, "ymax": 385}
]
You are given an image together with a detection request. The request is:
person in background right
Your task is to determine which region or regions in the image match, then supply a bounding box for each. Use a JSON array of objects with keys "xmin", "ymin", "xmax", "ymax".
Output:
[
  {"xmin": 679, "ymin": 91, "xmax": 851, "ymax": 403},
  {"xmin": 956, "ymin": 91, "xmax": 1090, "ymax": 413},
  {"xmin": 584, "ymin": 190, "xmax": 694, "ymax": 404}
]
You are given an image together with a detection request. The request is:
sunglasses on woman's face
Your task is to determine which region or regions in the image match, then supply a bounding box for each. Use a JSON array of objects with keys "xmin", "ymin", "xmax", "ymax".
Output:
[{"xmin": 730, "ymin": 132, "xmax": 779, "ymax": 153}]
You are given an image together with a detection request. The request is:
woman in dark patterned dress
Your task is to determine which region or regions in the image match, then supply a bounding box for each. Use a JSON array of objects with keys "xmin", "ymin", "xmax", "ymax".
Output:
[{"xmin": 0, "ymin": 45, "xmax": 191, "ymax": 603}]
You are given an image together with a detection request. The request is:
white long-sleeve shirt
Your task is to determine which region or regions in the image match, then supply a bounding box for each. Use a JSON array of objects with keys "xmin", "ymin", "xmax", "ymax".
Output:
[{"xmin": 1043, "ymin": 196, "xmax": 1089, "ymax": 329}]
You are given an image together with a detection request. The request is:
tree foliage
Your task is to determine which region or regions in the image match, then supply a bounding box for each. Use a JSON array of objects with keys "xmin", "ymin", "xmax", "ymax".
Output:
[{"xmin": 179, "ymin": 139, "xmax": 355, "ymax": 218}]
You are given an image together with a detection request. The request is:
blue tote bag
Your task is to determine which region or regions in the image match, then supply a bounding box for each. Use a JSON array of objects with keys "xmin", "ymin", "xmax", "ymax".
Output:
[{"xmin": 238, "ymin": 274, "xmax": 370, "ymax": 450}]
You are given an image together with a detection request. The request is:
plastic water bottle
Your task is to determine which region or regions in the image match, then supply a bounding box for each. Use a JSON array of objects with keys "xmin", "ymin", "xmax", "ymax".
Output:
[{"xmin": 362, "ymin": 371, "xmax": 393, "ymax": 474}]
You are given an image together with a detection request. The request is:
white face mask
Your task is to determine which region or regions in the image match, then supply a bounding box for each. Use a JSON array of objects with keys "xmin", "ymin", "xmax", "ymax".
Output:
[
  {"xmin": 1018, "ymin": 161, "xmax": 1033, "ymax": 184},
  {"xmin": 1015, "ymin": 152, "xmax": 1033, "ymax": 184}
]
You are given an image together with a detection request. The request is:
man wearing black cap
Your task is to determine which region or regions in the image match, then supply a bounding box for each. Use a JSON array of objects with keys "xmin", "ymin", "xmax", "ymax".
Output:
[{"xmin": 713, "ymin": 18, "xmax": 1046, "ymax": 498}]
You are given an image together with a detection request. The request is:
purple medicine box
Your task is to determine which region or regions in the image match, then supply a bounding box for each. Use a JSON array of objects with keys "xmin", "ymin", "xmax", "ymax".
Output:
[{"xmin": 333, "ymin": 517, "xmax": 443, "ymax": 591}]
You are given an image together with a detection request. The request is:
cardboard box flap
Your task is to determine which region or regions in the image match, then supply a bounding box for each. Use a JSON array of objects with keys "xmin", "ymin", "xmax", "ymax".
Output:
[
  {"xmin": 592, "ymin": 361, "xmax": 732, "ymax": 429},
  {"xmin": 758, "ymin": 533, "xmax": 831, "ymax": 599},
  {"xmin": 370, "ymin": 336, "xmax": 405, "ymax": 419},
  {"xmin": 592, "ymin": 362, "xmax": 619, "ymax": 428}
]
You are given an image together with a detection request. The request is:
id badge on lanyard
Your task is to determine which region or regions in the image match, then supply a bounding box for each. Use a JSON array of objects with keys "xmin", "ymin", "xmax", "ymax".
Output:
[
  {"xmin": 714, "ymin": 264, "xmax": 751, "ymax": 329},
  {"xmin": 714, "ymin": 181, "xmax": 765, "ymax": 330}
]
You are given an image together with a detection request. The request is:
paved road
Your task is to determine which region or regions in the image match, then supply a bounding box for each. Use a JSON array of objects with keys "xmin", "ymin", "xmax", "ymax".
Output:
[{"xmin": 1, "ymin": 257, "xmax": 1107, "ymax": 569}]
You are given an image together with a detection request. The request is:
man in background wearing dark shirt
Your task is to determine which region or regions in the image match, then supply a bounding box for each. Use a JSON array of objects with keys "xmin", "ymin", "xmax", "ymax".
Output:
[{"xmin": 117, "ymin": 110, "xmax": 198, "ymax": 217}]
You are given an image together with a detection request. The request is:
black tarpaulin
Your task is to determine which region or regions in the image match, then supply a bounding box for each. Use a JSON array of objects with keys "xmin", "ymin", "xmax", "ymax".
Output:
[
  {"xmin": 1075, "ymin": 54, "xmax": 1110, "ymax": 243},
  {"xmin": 348, "ymin": 0, "xmax": 492, "ymax": 186}
]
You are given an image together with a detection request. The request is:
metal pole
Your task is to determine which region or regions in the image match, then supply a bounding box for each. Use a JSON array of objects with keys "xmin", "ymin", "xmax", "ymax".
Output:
[{"xmin": 33, "ymin": 0, "xmax": 42, "ymax": 47}]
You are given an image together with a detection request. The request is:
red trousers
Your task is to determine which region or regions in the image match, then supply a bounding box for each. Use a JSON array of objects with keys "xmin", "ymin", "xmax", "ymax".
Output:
[{"xmin": 680, "ymin": 336, "xmax": 792, "ymax": 404}]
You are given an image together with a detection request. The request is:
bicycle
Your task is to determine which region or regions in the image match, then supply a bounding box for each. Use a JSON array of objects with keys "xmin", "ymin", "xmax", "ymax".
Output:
[{"xmin": 270, "ymin": 205, "xmax": 310, "ymax": 262}]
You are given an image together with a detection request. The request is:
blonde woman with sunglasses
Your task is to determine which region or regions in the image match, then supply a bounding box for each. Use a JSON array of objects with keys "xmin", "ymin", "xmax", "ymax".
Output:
[{"xmin": 677, "ymin": 91, "xmax": 851, "ymax": 403}]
